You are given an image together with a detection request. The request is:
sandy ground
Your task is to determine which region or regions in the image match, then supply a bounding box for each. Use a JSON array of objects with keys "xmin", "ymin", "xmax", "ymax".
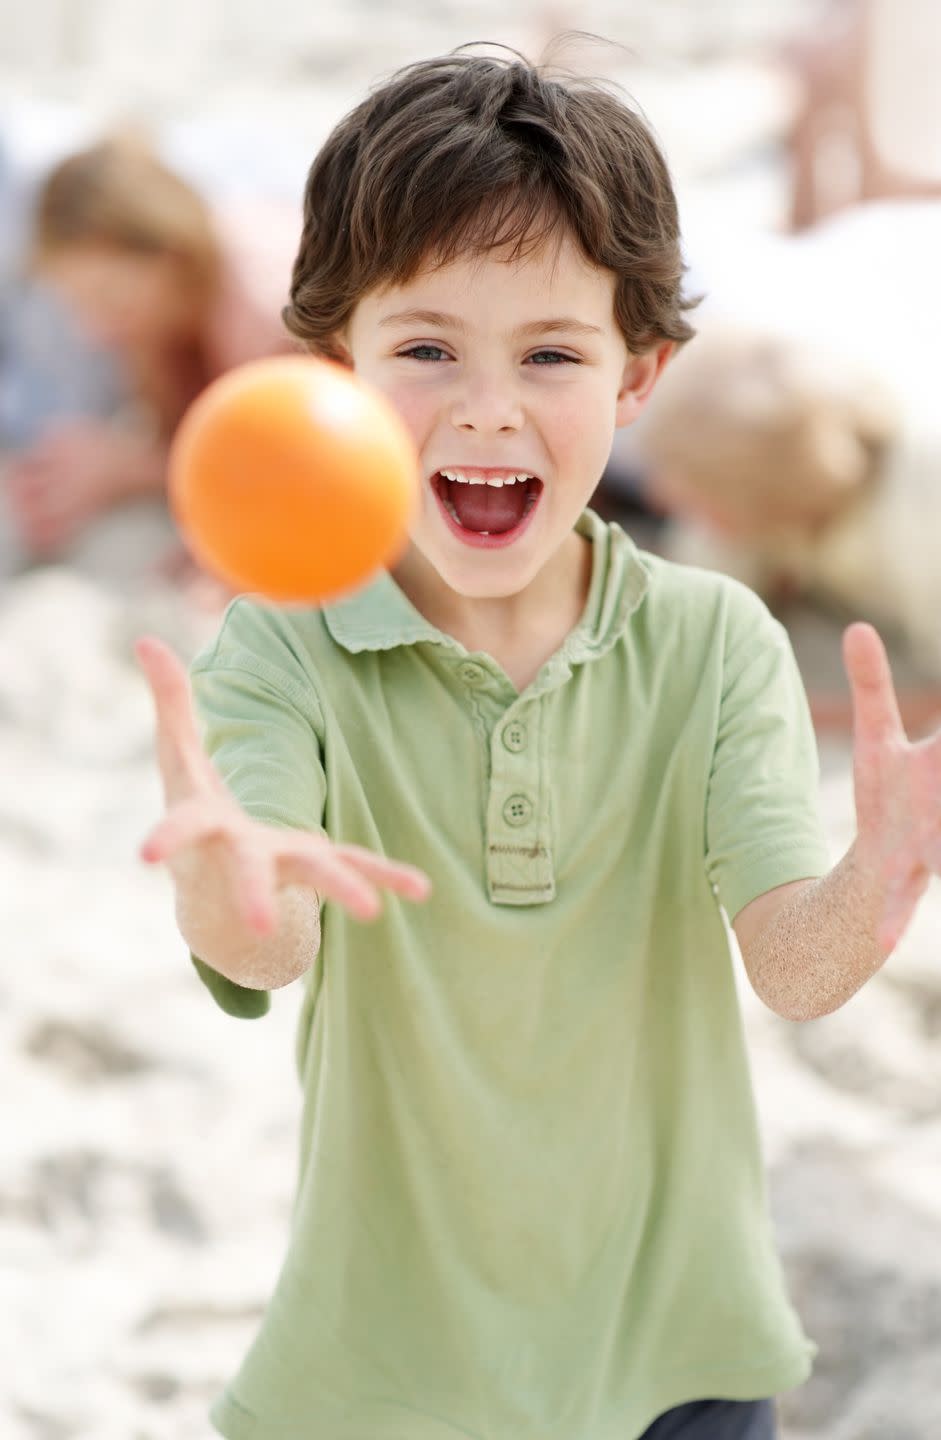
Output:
[{"xmin": 1, "ymin": 512, "xmax": 939, "ymax": 1440}]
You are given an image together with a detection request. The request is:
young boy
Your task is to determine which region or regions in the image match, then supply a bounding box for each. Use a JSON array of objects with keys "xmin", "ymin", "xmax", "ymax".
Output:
[{"xmin": 137, "ymin": 50, "xmax": 941, "ymax": 1440}]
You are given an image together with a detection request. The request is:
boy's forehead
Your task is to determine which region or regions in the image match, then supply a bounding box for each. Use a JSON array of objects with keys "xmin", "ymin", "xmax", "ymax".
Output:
[{"xmin": 360, "ymin": 234, "xmax": 618, "ymax": 329}]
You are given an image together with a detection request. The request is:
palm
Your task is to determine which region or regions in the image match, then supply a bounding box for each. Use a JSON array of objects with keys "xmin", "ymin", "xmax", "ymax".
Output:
[
  {"xmin": 134, "ymin": 633, "xmax": 432, "ymax": 931},
  {"xmin": 845, "ymin": 623, "xmax": 941, "ymax": 950}
]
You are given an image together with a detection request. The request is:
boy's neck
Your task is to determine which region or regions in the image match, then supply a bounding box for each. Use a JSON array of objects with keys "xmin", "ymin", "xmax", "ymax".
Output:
[{"xmin": 391, "ymin": 530, "xmax": 593, "ymax": 688}]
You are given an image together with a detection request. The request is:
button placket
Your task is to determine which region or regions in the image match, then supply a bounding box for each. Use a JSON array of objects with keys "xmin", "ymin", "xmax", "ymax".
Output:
[{"xmin": 486, "ymin": 701, "xmax": 555, "ymax": 905}]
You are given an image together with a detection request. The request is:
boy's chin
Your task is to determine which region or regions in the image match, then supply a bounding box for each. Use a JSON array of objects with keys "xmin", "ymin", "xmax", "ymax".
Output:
[
  {"xmin": 428, "ymin": 556, "xmax": 535, "ymax": 600},
  {"xmin": 395, "ymin": 536, "xmax": 537, "ymax": 601}
]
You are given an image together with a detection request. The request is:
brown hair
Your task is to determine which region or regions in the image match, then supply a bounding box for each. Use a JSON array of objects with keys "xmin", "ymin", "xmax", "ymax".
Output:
[
  {"xmin": 33, "ymin": 133, "xmax": 221, "ymax": 297},
  {"xmin": 639, "ymin": 327, "xmax": 898, "ymax": 533},
  {"xmin": 284, "ymin": 48, "xmax": 697, "ymax": 359}
]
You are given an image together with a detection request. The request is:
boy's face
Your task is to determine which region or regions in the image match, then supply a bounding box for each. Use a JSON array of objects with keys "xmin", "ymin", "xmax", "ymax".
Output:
[{"xmin": 343, "ymin": 230, "xmax": 669, "ymax": 600}]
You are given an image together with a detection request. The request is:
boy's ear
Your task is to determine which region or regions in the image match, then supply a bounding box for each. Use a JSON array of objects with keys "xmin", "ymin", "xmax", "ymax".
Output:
[
  {"xmin": 615, "ymin": 341, "xmax": 675, "ymax": 427},
  {"xmin": 326, "ymin": 330, "xmax": 354, "ymax": 367}
]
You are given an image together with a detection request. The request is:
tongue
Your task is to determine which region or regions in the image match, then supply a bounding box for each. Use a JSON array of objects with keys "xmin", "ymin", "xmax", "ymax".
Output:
[{"xmin": 445, "ymin": 479, "xmax": 529, "ymax": 533}]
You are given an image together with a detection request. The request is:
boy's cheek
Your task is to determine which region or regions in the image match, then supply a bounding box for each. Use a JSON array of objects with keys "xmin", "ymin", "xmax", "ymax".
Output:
[
  {"xmin": 547, "ymin": 390, "xmax": 611, "ymax": 463},
  {"xmin": 369, "ymin": 383, "xmax": 435, "ymax": 459}
]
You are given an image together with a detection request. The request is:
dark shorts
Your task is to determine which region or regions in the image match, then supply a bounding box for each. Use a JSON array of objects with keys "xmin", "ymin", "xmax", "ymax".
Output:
[{"xmin": 639, "ymin": 1397, "xmax": 778, "ymax": 1439}]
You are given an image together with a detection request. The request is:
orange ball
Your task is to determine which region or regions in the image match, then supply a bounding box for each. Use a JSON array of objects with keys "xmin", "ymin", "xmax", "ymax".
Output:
[{"xmin": 168, "ymin": 356, "xmax": 420, "ymax": 603}]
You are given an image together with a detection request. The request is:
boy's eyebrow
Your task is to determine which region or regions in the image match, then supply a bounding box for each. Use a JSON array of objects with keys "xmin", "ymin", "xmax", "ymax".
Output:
[{"xmin": 378, "ymin": 308, "xmax": 604, "ymax": 338}]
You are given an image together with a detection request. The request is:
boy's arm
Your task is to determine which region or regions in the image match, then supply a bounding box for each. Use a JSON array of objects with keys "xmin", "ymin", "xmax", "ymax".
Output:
[
  {"xmin": 170, "ymin": 842, "xmax": 322, "ymax": 991},
  {"xmin": 136, "ymin": 635, "xmax": 431, "ymax": 995},
  {"xmin": 734, "ymin": 623, "xmax": 940, "ymax": 1022},
  {"xmin": 733, "ymin": 850, "xmax": 887, "ymax": 1022}
]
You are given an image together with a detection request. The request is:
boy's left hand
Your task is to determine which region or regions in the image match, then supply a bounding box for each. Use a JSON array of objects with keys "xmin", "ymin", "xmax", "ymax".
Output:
[{"xmin": 845, "ymin": 622, "xmax": 941, "ymax": 952}]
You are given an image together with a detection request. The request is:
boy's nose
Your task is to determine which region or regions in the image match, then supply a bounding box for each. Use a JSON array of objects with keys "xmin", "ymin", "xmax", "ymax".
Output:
[{"xmin": 450, "ymin": 376, "xmax": 524, "ymax": 434}]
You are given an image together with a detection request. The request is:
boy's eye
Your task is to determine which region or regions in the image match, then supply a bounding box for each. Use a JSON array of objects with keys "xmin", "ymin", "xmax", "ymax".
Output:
[
  {"xmin": 527, "ymin": 349, "xmax": 579, "ymax": 365},
  {"xmin": 397, "ymin": 345, "xmax": 580, "ymax": 365},
  {"xmin": 399, "ymin": 344, "xmax": 449, "ymax": 362}
]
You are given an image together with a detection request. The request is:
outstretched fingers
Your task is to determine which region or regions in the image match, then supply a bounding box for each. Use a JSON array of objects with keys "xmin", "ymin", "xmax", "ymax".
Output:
[
  {"xmin": 843, "ymin": 622, "xmax": 905, "ymax": 747},
  {"xmin": 878, "ymin": 867, "xmax": 930, "ymax": 953},
  {"xmin": 135, "ymin": 634, "xmax": 217, "ymax": 802},
  {"xmin": 276, "ymin": 844, "xmax": 378, "ymax": 921},
  {"xmin": 140, "ymin": 795, "xmax": 231, "ymax": 864},
  {"xmin": 277, "ymin": 841, "xmax": 403, "ymax": 923},
  {"xmin": 276, "ymin": 836, "xmax": 431, "ymax": 921},
  {"xmin": 332, "ymin": 842, "xmax": 433, "ymax": 901},
  {"xmin": 135, "ymin": 634, "xmax": 196, "ymax": 739},
  {"xmin": 229, "ymin": 840, "xmax": 280, "ymax": 934},
  {"xmin": 923, "ymin": 831, "xmax": 941, "ymax": 876}
]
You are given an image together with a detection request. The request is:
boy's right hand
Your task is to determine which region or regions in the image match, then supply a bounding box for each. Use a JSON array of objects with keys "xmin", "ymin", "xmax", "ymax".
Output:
[{"xmin": 134, "ymin": 635, "xmax": 432, "ymax": 934}]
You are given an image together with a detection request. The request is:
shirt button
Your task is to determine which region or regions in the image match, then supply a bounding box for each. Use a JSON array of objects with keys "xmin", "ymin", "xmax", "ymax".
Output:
[
  {"xmin": 502, "ymin": 721, "xmax": 527, "ymax": 752},
  {"xmin": 502, "ymin": 793, "xmax": 533, "ymax": 827},
  {"xmin": 459, "ymin": 662, "xmax": 485, "ymax": 685}
]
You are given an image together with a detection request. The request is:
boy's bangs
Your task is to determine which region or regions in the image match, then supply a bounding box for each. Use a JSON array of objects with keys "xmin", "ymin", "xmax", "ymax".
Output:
[{"xmin": 403, "ymin": 186, "xmax": 572, "ymax": 278}]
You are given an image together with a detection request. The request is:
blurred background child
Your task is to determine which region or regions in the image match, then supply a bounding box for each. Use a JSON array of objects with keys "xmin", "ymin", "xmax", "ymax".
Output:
[
  {"xmin": 614, "ymin": 198, "xmax": 941, "ymax": 690},
  {"xmin": 0, "ymin": 134, "xmax": 294, "ymax": 578},
  {"xmin": 604, "ymin": 0, "xmax": 941, "ymax": 688}
]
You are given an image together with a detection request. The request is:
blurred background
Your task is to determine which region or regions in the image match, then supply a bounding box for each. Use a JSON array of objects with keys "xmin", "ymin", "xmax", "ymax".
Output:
[{"xmin": 1, "ymin": 2, "xmax": 939, "ymax": 1436}]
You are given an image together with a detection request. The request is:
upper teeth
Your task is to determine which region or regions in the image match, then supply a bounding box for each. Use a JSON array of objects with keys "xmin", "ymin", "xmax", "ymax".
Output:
[{"xmin": 439, "ymin": 469, "xmax": 535, "ymax": 487}]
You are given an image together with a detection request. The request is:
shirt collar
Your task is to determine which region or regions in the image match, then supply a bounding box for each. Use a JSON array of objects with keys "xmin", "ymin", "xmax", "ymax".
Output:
[{"xmin": 321, "ymin": 507, "xmax": 650, "ymax": 665}]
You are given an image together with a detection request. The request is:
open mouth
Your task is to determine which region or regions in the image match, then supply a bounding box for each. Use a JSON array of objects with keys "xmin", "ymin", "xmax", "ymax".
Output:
[{"xmin": 430, "ymin": 469, "xmax": 544, "ymax": 549}]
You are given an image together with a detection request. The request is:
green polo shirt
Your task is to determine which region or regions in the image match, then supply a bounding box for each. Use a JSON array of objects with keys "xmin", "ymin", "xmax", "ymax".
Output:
[{"xmin": 189, "ymin": 508, "xmax": 829, "ymax": 1440}]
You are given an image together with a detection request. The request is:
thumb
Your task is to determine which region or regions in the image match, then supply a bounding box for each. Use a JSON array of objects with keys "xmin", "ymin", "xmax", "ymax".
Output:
[
  {"xmin": 843, "ymin": 621, "xmax": 904, "ymax": 747},
  {"xmin": 135, "ymin": 634, "xmax": 217, "ymax": 804}
]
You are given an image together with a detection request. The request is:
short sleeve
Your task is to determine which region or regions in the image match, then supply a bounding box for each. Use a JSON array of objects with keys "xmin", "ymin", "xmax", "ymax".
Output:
[
  {"xmin": 187, "ymin": 619, "xmax": 327, "ymax": 1019},
  {"xmin": 705, "ymin": 584, "xmax": 830, "ymax": 921}
]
